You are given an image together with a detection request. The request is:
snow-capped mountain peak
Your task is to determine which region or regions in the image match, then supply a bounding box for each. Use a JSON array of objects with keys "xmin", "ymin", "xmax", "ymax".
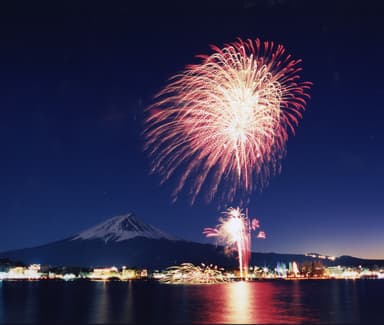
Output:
[{"xmin": 72, "ymin": 213, "xmax": 175, "ymax": 242}]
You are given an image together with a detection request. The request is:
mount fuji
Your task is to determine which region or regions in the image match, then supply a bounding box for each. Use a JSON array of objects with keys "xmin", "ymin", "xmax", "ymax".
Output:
[{"xmin": 72, "ymin": 213, "xmax": 176, "ymax": 242}]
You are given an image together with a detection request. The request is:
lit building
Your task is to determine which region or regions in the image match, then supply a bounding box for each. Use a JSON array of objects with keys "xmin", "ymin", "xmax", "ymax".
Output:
[
  {"xmin": 341, "ymin": 268, "xmax": 359, "ymax": 279},
  {"xmin": 62, "ymin": 273, "xmax": 76, "ymax": 281},
  {"xmin": 121, "ymin": 268, "xmax": 136, "ymax": 280},
  {"xmin": 24, "ymin": 264, "xmax": 41, "ymax": 279},
  {"xmin": 152, "ymin": 270, "xmax": 165, "ymax": 279},
  {"xmin": 7, "ymin": 266, "xmax": 27, "ymax": 279},
  {"xmin": 5, "ymin": 264, "xmax": 42, "ymax": 280},
  {"xmin": 88, "ymin": 266, "xmax": 120, "ymax": 280},
  {"xmin": 140, "ymin": 269, "xmax": 148, "ymax": 278},
  {"xmin": 326, "ymin": 266, "xmax": 344, "ymax": 279}
]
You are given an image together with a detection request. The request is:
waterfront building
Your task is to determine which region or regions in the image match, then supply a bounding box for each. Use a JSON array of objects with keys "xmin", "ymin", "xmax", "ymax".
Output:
[
  {"xmin": 121, "ymin": 268, "xmax": 136, "ymax": 280},
  {"xmin": 6, "ymin": 264, "xmax": 42, "ymax": 280},
  {"xmin": 88, "ymin": 266, "xmax": 120, "ymax": 280}
]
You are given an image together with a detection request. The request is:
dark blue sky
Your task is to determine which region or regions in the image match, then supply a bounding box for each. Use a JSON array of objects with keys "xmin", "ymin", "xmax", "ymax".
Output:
[{"xmin": 1, "ymin": 1, "xmax": 383, "ymax": 259}]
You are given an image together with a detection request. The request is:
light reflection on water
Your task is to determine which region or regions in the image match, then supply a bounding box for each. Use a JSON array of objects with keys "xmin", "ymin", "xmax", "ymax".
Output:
[
  {"xmin": 0, "ymin": 281, "xmax": 3, "ymax": 323},
  {"xmin": 88, "ymin": 281, "xmax": 109, "ymax": 323},
  {"xmin": 1, "ymin": 279, "xmax": 383, "ymax": 323},
  {"xmin": 226, "ymin": 282, "xmax": 253, "ymax": 323},
  {"xmin": 188, "ymin": 280, "xmax": 316, "ymax": 324}
]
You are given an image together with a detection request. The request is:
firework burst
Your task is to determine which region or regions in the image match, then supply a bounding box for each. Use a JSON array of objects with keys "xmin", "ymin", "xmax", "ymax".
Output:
[
  {"xmin": 204, "ymin": 207, "xmax": 265, "ymax": 279},
  {"xmin": 144, "ymin": 38, "xmax": 311, "ymax": 204}
]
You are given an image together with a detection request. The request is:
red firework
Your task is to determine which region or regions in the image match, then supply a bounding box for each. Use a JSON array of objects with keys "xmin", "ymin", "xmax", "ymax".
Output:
[{"xmin": 144, "ymin": 38, "xmax": 312, "ymax": 204}]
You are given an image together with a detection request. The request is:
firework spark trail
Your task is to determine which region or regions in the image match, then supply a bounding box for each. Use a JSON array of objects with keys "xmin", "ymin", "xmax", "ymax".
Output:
[
  {"xmin": 144, "ymin": 38, "xmax": 312, "ymax": 204},
  {"xmin": 159, "ymin": 263, "xmax": 228, "ymax": 284},
  {"xmin": 203, "ymin": 207, "xmax": 265, "ymax": 279}
]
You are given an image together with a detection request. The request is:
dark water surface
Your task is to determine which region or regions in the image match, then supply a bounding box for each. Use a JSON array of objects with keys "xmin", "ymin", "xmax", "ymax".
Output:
[{"xmin": 0, "ymin": 279, "xmax": 383, "ymax": 323}]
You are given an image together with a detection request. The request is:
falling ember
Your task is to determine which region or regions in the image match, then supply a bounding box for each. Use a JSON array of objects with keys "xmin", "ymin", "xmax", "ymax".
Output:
[
  {"xmin": 203, "ymin": 207, "xmax": 266, "ymax": 280},
  {"xmin": 144, "ymin": 38, "xmax": 312, "ymax": 204}
]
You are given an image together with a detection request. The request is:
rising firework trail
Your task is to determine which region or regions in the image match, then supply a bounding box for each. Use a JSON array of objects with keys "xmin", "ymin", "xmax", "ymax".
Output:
[
  {"xmin": 203, "ymin": 207, "xmax": 265, "ymax": 279},
  {"xmin": 144, "ymin": 38, "xmax": 312, "ymax": 204}
]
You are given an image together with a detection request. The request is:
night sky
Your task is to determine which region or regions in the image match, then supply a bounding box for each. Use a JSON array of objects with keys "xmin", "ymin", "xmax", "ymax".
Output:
[{"xmin": 1, "ymin": 1, "xmax": 384, "ymax": 259}]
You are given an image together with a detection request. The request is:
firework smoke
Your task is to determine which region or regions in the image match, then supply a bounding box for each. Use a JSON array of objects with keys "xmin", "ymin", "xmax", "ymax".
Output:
[{"xmin": 144, "ymin": 38, "xmax": 311, "ymax": 204}]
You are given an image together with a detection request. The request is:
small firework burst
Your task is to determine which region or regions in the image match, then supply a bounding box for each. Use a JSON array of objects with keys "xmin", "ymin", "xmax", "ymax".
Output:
[{"xmin": 204, "ymin": 207, "xmax": 266, "ymax": 279}]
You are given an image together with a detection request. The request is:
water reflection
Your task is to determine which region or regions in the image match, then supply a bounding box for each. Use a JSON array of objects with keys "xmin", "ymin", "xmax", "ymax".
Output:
[
  {"xmin": 86, "ymin": 281, "xmax": 137, "ymax": 323},
  {"xmin": 325, "ymin": 280, "xmax": 360, "ymax": 323},
  {"xmin": 25, "ymin": 282, "xmax": 38, "ymax": 323},
  {"xmin": 224, "ymin": 282, "xmax": 254, "ymax": 323},
  {"xmin": 0, "ymin": 281, "xmax": 3, "ymax": 323},
  {"xmin": 88, "ymin": 282, "xmax": 109, "ymax": 323},
  {"xmin": 123, "ymin": 280, "xmax": 134, "ymax": 323},
  {"xmin": 188, "ymin": 280, "xmax": 314, "ymax": 324},
  {"xmin": 1, "ymin": 279, "xmax": 383, "ymax": 323}
]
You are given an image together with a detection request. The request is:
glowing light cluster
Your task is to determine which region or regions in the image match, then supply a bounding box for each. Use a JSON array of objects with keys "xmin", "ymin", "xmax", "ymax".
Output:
[
  {"xmin": 159, "ymin": 263, "xmax": 228, "ymax": 284},
  {"xmin": 144, "ymin": 38, "xmax": 312, "ymax": 204},
  {"xmin": 204, "ymin": 207, "xmax": 265, "ymax": 279}
]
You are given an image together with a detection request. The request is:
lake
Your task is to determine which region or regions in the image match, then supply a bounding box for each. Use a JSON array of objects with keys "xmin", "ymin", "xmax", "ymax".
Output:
[{"xmin": 0, "ymin": 279, "xmax": 382, "ymax": 323}]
